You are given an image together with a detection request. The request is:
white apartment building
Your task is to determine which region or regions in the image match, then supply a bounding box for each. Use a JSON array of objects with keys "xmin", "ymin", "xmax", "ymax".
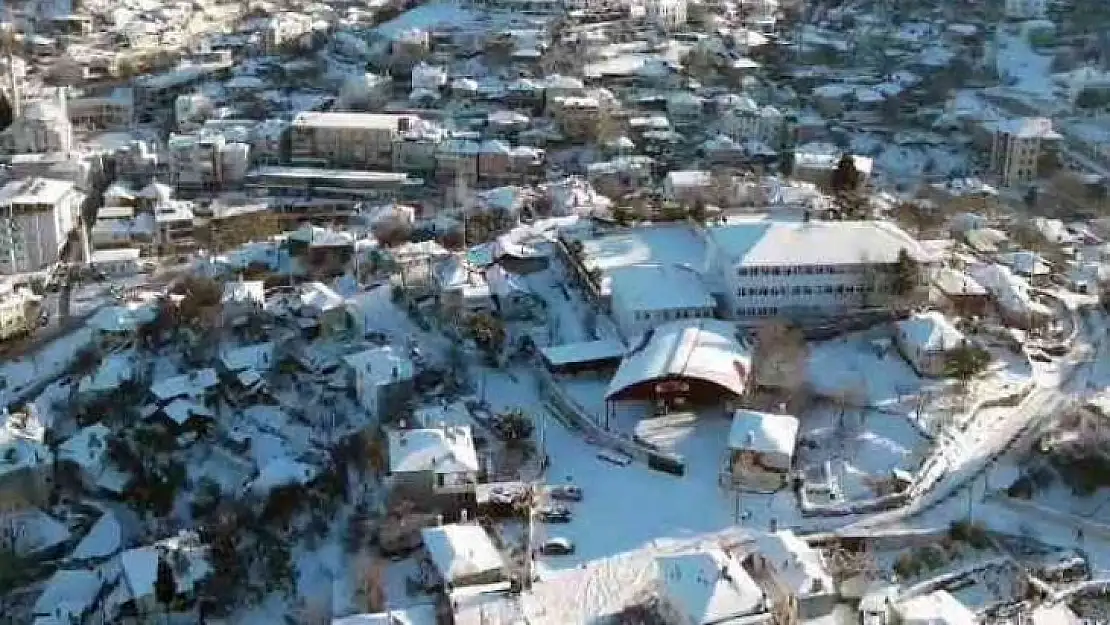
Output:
[
  {"xmin": 643, "ymin": 0, "xmax": 688, "ymax": 29},
  {"xmin": 0, "ymin": 178, "xmax": 84, "ymax": 273},
  {"xmin": 1004, "ymin": 0, "xmax": 1047, "ymax": 19},
  {"xmin": 705, "ymin": 220, "xmax": 929, "ymax": 324},
  {"xmin": 988, "ymin": 117, "xmax": 1061, "ymax": 187},
  {"xmin": 167, "ymin": 130, "xmax": 251, "ymax": 191},
  {"xmin": 290, "ymin": 112, "xmax": 418, "ymax": 169}
]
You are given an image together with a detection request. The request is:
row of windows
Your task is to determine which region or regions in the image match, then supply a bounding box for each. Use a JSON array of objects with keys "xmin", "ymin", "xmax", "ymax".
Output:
[
  {"xmin": 737, "ymin": 264, "xmax": 881, "ymax": 277},
  {"xmin": 738, "ymin": 307, "xmax": 778, "ymax": 316},
  {"xmin": 632, "ymin": 307, "xmax": 712, "ymax": 322},
  {"xmin": 738, "ymin": 284, "xmax": 883, "ymax": 297}
]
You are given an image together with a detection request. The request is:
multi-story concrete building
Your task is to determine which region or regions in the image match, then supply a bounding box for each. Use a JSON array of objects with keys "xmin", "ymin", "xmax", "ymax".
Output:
[
  {"xmin": 0, "ymin": 89, "xmax": 74, "ymax": 154},
  {"xmin": 290, "ymin": 112, "xmax": 418, "ymax": 169},
  {"xmin": 989, "ymin": 117, "xmax": 1061, "ymax": 187},
  {"xmin": 0, "ymin": 178, "xmax": 84, "ymax": 273},
  {"xmin": 719, "ymin": 99, "xmax": 786, "ymax": 148},
  {"xmin": 643, "ymin": 0, "xmax": 688, "ymax": 29},
  {"xmin": 705, "ymin": 219, "xmax": 929, "ymax": 324}
]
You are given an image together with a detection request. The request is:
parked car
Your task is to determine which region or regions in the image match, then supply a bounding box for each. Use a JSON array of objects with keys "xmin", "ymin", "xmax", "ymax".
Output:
[
  {"xmin": 540, "ymin": 537, "xmax": 575, "ymax": 555},
  {"xmin": 537, "ymin": 504, "xmax": 572, "ymax": 523},
  {"xmin": 548, "ymin": 484, "xmax": 582, "ymax": 502}
]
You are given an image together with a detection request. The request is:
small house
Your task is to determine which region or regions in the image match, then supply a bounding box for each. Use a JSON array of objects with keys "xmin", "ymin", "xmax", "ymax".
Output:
[
  {"xmin": 89, "ymin": 248, "xmax": 142, "ymax": 276},
  {"xmin": 726, "ymin": 410, "xmax": 799, "ymax": 490},
  {"xmin": 932, "ymin": 268, "xmax": 989, "ymax": 317},
  {"xmin": 149, "ymin": 368, "xmax": 220, "ymax": 406},
  {"xmin": 103, "ymin": 532, "xmax": 212, "ymax": 623},
  {"xmin": 298, "ymin": 282, "xmax": 352, "ymax": 337},
  {"xmin": 0, "ymin": 411, "xmax": 51, "ymax": 510},
  {"xmin": 387, "ymin": 425, "xmax": 480, "ymax": 498},
  {"xmin": 893, "ymin": 590, "xmax": 976, "ymax": 625},
  {"xmin": 57, "ymin": 423, "xmax": 131, "ymax": 496},
  {"xmin": 894, "ymin": 312, "xmax": 967, "ymax": 378},
  {"xmin": 221, "ymin": 279, "xmax": 265, "ymax": 327},
  {"xmin": 420, "ymin": 523, "xmax": 506, "ymax": 589},
  {"xmin": 343, "ymin": 347, "xmax": 415, "ymax": 423},
  {"xmin": 747, "ymin": 530, "xmax": 837, "ymax": 619}
]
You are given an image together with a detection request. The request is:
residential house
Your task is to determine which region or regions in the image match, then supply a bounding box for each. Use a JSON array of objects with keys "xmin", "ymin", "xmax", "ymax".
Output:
[
  {"xmin": 586, "ymin": 156, "xmax": 654, "ymax": 197},
  {"xmin": 0, "ymin": 177, "xmax": 85, "ymax": 273},
  {"xmin": 103, "ymin": 531, "xmax": 212, "ymax": 623},
  {"xmin": 298, "ymin": 282, "xmax": 352, "ymax": 337},
  {"xmin": 892, "ymin": 590, "xmax": 975, "ymax": 625},
  {"xmin": 666, "ymin": 92, "xmax": 703, "ymax": 127},
  {"xmin": 343, "ymin": 346, "xmax": 415, "ymax": 423},
  {"xmin": 287, "ymin": 225, "xmax": 355, "ymax": 277},
  {"xmin": 391, "ymin": 240, "xmax": 453, "ymax": 294},
  {"xmin": 434, "ymin": 256, "xmax": 493, "ymax": 319},
  {"xmin": 793, "ymin": 151, "xmax": 873, "ymax": 190},
  {"xmin": 57, "ymin": 423, "xmax": 131, "ymax": 496},
  {"xmin": 663, "ymin": 170, "xmax": 712, "ymax": 204},
  {"xmin": 387, "ymin": 425, "xmax": 480, "ymax": 499},
  {"xmin": 725, "ymin": 410, "xmax": 800, "ymax": 490},
  {"xmin": 894, "ymin": 311, "xmax": 967, "ymax": 377},
  {"xmin": 420, "ymin": 523, "xmax": 506, "ymax": 588},
  {"xmin": 650, "ymin": 548, "xmax": 765, "ymax": 624},
  {"xmin": 149, "ymin": 368, "xmax": 220, "ymax": 406},
  {"xmin": 31, "ymin": 567, "xmax": 118, "ymax": 624},
  {"xmin": 0, "ymin": 410, "xmax": 51, "ymax": 510},
  {"xmin": 746, "ymin": 531, "xmax": 837, "ymax": 620},
  {"xmin": 549, "ymin": 96, "xmax": 604, "ymax": 140},
  {"xmin": 221, "ymin": 279, "xmax": 265, "ymax": 327},
  {"xmin": 719, "ymin": 99, "xmax": 785, "ymax": 148},
  {"xmin": 932, "ymin": 268, "xmax": 990, "ymax": 316}
]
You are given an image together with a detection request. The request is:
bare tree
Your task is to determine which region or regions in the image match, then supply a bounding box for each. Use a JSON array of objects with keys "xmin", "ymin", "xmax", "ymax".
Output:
[
  {"xmin": 354, "ymin": 552, "xmax": 387, "ymax": 613},
  {"xmin": 752, "ymin": 322, "xmax": 809, "ymax": 406}
]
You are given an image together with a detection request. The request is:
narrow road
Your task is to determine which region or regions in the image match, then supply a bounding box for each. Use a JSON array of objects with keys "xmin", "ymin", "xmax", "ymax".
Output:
[{"xmin": 845, "ymin": 310, "xmax": 1102, "ymax": 532}]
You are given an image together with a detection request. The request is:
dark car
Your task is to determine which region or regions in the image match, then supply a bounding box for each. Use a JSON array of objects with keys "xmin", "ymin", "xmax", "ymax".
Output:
[
  {"xmin": 540, "ymin": 537, "xmax": 575, "ymax": 555},
  {"xmin": 537, "ymin": 505, "xmax": 572, "ymax": 523},
  {"xmin": 548, "ymin": 484, "xmax": 582, "ymax": 502}
]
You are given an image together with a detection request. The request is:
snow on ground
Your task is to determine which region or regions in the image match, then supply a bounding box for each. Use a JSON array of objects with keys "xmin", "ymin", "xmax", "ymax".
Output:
[
  {"xmin": 806, "ymin": 332, "xmax": 933, "ymax": 407},
  {"xmin": 480, "ymin": 367, "xmax": 801, "ymax": 574},
  {"xmin": 797, "ymin": 405, "xmax": 929, "ymax": 500},
  {"xmin": 995, "ymin": 26, "xmax": 1055, "ymax": 98}
]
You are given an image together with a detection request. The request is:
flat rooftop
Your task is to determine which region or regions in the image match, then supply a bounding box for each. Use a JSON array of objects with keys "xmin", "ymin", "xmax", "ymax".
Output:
[
  {"xmin": 292, "ymin": 111, "xmax": 413, "ymax": 130},
  {"xmin": 576, "ymin": 224, "xmax": 709, "ymax": 288}
]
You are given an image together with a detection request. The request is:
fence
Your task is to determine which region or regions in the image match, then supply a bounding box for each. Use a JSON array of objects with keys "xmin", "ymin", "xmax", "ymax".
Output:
[{"xmin": 534, "ymin": 366, "xmax": 686, "ymax": 474}]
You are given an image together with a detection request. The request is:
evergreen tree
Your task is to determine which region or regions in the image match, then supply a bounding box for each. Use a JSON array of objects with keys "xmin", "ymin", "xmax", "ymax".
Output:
[
  {"xmin": 892, "ymin": 249, "xmax": 920, "ymax": 298},
  {"xmin": 155, "ymin": 555, "xmax": 177, "ymax": 620}
]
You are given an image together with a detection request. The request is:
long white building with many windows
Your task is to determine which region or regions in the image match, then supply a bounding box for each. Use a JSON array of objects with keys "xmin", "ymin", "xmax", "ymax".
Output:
[{"xmin": 704, "ymin": 220, "xmax": 929, "ymax": 324}]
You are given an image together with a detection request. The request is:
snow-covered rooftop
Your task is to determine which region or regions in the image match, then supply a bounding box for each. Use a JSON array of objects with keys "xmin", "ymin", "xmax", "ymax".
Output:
[
  {"xmin": 728, "ymin": 410, "xmax": 799, "ymax": 457},
  {"xmin": 420, "ymin": 523, "xmax": 505, "ymax": 586},
  {"xmin": 654, "ymin": 548, "xmax": 764, "ymax": 624},
  {"xmin": 894, "ymin": 590, "xmax": 975, "ymax": 625},
  {"xmin": 343, "ymin": 346, "xmax": 415, "ymax": 387},
  {"xmin": 32, "ymin": 568, "xmax": 112, "ymax": 623},
  {"xmin": 896, "ymin": 312, "xmax": 965, "ymax": 353},
  {"xmin": 331, "ymin": 604, "xmax": 438, "ymax": 625},
  {"xmin": 606, "ymin": 318, "xmax": 752, "ymax": 400},
  {"xmin": 707, "ymin": 219, "xmax": 926, "ymax": 267},
  {"xmin": 748, "ymin": 531, "xmax": 833, "ymax": 599},
  {"xmin": 149, "ymin": 368, "xmax": 219, "ymax": 403},
  {"xmin": 388, "ymin": 426, "xmax": 479, "ymax": 474},
  {"xmin": 609, "ymin": 263, "xmax": 714, "ymax": 314}
]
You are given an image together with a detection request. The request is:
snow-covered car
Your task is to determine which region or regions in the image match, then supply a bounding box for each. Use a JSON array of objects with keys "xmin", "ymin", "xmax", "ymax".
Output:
[
  {"xmin": 541, "ymin": 537, "xmax": 575, "ymax": 555},
  {"xmin": 537, "ymin": 504, "xmax": 572, "ymax": 523},
  {"xmin": 548, "ymin": 485, "xmax": 582, "ymax": 502}
]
